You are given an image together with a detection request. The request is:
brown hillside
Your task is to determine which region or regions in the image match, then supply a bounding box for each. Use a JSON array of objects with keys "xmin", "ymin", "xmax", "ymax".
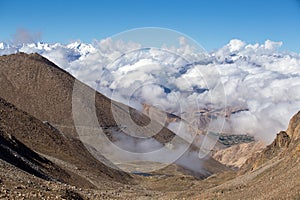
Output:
[
  {"xmin": 0, "ymin": 52, "xmax": 174, "ymax": 142},
  {"xmin": 0, "ymin": 96, "xmax": 131, "ymax": 188}
]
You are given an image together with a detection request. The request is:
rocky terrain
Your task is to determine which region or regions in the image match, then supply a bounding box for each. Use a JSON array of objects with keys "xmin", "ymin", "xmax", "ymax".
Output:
[
  {"xmin": 212, "ymin": 141, "xmax": 265, "ymax": 169},
  {"xmin": 197, "ymin": 111, "xmax": 300, "ymax": 199},
  {"xmin": 0, "ymin": 53, "xmax": 299, "ymax": 199}
]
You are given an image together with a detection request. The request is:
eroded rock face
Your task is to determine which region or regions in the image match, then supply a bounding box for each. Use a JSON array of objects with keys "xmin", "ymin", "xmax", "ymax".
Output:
[
  {"xmin": 287, "ymin": 111, "xmax": 300, "ymax": 141},
  {"xmin": 240, "ymin": 111, "xmax": 300, "ymax": 173},
  {"xmin": 270, "ymin": 131, "xmax": 291, "ymax": 149}
]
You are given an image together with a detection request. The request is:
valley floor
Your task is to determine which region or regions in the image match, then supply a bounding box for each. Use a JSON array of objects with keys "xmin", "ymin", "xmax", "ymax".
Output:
[{"xmin": 1, "ymin": 153, "xmax": 300, "ymax": 200}]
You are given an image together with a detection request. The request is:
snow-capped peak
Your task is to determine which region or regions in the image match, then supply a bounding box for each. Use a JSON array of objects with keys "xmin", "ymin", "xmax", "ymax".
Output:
[
  {"xmin": 67, "ymin": 41, "xmax": 97, "ymax": 56},
  {"xmin": 0, "ymin": 42, "xmax": 4, "ymax": 49}
]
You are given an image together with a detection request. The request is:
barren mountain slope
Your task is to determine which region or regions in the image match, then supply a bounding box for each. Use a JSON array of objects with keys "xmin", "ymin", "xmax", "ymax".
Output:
[
  {"xmin": 212, "ymin": 141, "xmax": 265, "ymax": 169},
  {"xmin": 0, "ymin": 52, "xmax": 174, "ymax": 142},
  {"xmin": 189, "ymin": 111, "xmax": 300, "ymax": 199},
  {"xmin": 0, "ymin": 96, "xmax": 132, "ymax": 188}
]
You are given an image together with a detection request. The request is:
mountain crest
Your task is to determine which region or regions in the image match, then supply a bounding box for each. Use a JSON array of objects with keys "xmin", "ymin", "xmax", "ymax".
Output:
[
  {"xmin": 287, "ymin": 111, "xmax": 300, "ymax": 141},
  {"xmin": 270, "ymin": 131, "xmax": 291, "ymax": 149}
]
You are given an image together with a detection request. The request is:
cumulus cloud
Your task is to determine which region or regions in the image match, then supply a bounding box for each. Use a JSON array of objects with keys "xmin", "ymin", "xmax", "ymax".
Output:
[{"xmin": 1, "ymin": 38, "xmax": 300, "ymax": 145}]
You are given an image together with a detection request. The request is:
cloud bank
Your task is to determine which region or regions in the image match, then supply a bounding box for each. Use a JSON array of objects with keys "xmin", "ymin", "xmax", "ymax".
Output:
[{"xmin": 1, "ymin": 38, "xmax": 299, "ymax": 144}]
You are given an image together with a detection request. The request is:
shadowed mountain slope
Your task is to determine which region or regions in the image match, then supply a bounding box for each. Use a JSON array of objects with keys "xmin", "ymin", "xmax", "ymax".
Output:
[{"xmin": 0, "ymin": 96, "xmax": 131, "ymax": 188}]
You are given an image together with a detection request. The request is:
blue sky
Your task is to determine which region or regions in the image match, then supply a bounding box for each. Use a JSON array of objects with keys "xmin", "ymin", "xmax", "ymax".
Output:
[{"xmin": 1, "ymin": 0, "xmax": 300, "ymax": 52}]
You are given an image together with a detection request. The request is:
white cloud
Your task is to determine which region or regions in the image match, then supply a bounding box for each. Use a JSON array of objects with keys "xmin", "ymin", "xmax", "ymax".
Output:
[
  {"xmin": 1, "ymin": 38, "xmax": 300, "ymax": 144},
  {"xmin": 228, "ymin": 39, "xmax": 246, "ymax": 52}
]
